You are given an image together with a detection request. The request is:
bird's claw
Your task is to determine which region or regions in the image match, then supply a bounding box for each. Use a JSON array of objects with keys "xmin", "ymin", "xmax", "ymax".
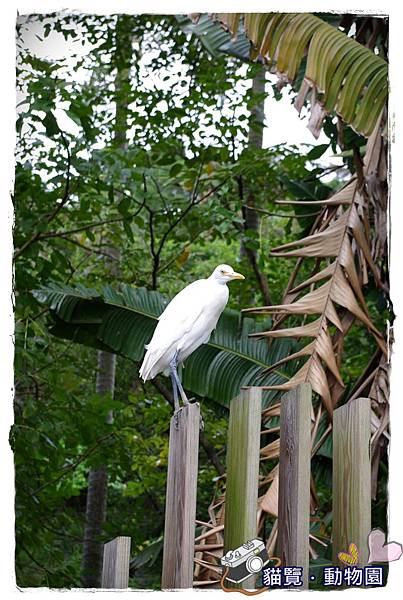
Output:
[
  {"xmin": 172, "ymin": 403, "xmax": 203, "ymax": 430},
  {"xmin": 173, "ymin": 409, "xmax": 181, "ymax": 428}
]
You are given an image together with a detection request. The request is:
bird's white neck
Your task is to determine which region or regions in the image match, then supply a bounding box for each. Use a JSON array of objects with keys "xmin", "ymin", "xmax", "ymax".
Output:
[{"xmin": 208, "ymin": 275, "xmax": 228, "ymax": 286}]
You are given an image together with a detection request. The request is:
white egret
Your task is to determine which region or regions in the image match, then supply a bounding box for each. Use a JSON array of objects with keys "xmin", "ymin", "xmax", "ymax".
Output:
[{"xmin": 139, "ymin": 264, "xmax": 245, "ymax": 412}]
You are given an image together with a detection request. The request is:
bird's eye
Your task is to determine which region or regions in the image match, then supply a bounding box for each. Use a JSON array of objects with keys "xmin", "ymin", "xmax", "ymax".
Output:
[{"xmin": 220, "ymin": 269, "xmax": 225, "ymax": 274}]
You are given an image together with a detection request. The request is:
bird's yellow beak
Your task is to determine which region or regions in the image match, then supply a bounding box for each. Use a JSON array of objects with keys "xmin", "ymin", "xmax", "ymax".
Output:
[{"xmin": 230, "ymin": 271, "xmax": 245, "ymax": 280}]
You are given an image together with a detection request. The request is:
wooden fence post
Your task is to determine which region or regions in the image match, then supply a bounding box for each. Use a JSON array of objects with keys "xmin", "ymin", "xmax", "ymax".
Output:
[
  {"xmin": 277, "ymin": 383, "xmax": 312, "ymax": 589},
  {"xmin": 333, "ymin": 397, "xmax": 371, "ymax": 567},
  {"xmin": 224, "ymin": 387, "xmax": 262, "ymax": 589},
  {"xmin": 161, "ymin": 403, "xmax": 200, "ymax": 589},
  {"xmin": 101, "ymin": 536, "xmax": 131, "ymax": 588}
]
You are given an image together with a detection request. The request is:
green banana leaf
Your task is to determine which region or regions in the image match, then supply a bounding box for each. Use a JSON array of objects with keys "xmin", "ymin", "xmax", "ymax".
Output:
[
  {"xmin": 175, "ymin": 14, "xmax": 252, "ymax": 62},
  {"xmin": 179, "ymin": 13, "xmax": 387, "ymax": 138},
  {"xmin": 35, "ymin": 282, "xmax": 298, "ymax": 407}
]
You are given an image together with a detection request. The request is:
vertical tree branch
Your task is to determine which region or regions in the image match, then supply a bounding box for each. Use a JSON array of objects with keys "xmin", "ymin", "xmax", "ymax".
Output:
[
  {"xmin": 240, "ymin": 69, "xmax": 272, "ymax": 305},
  {"xmin": 81, "ymin": 14, "xmax": 134, "ymax": 587}
]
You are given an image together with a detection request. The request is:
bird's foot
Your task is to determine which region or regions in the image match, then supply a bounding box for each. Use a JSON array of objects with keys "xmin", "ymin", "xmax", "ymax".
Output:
[
  {"xmin": 172, "ymin": 404, "xmax": 203, "ymax": 430},
  {"xmin": 173, "ymin": 407, "xmax": 182, "ymax": 429}
]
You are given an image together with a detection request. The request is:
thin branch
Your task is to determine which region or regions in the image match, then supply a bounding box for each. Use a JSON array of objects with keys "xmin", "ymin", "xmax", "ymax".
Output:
[
  {"xmin": 150, "ymin": 174, "xmax": 170, "ymax": 217},
  {"xmin": 156, "ymin": 174, "xmax": 233, "ymax": 259},
  {"xmin": 38, "ymin": 215, "xmax": 133, "ymax": 240},
  {"xmin": 113, "ymin": 184, "xmax": 146, "ymax": 210},
  {"xmin": 238, "ymin": 175, "xmax": 272, "ymax": 305},
  {"xmin": 31, "ymin": 432, "xmax": 116, "ymax": 496},
  {"xmin": 15, "ymin": 190, "xmax": 144, "ymax": 257},
  {"xmin": 245, "ymin": 205, "xmax": 322, "ymax": 219},
  {"xmin": 38, "ymin": 520, "xmax": 84, "ymax": 542},
  {"xmin": 148, "ymin": 211, "xmax": 158, "ymax": 289},
  {"xmin": 20, "ymin": 544, "xmax": 78, "ymax": 586},
  {"xmin": 157, "ymin": 229, "xmax": 210, "ymax": 275},
  {"xmin": 305, "ymin": 165, "xmax": 345, "ymax": 181},
  {"xmin": 60, "ymin": 236, "xmax": 120, "ymax": 260},
  {"xmin": 14, "ymin": 129, "xmax": 72, "ymax": 259},
  {"xmin": 65, "ymin": 252, "xmax": 93, "ymax": 284},
  {"xmin": 15, "ymin": 306, "xmax": 48, "ymax": 325},
  {"xmin": 47, "ymin": 128, "xmax": 72, "ymax": 222},
  {"xmin": 29, "ymin": 339, "xmax": 78, "ymax": 377},
  {"xmin": 190, "ymin": 155, "xmax": 205, "ymax": 203}
]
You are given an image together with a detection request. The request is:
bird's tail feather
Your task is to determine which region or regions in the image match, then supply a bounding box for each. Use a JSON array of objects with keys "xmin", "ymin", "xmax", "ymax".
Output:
[{"xmin": 139, "ymin": 346, "xmax": 166, "ymax": 381}]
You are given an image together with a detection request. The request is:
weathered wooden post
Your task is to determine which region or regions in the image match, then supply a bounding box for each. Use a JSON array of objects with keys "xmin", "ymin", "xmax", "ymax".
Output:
[
  {"xmin": 277, "ymin": 383, "xmax": 312, "ymax": 589},
  {"xmin": 101, "ymin": 536, "xmax": 131, "ymax": 588},
  {"xmin": 161, "ymin": 403, "xmax": 200, "ymax": 589},
  {"xmin": 224, "ymin": 387, "xmax": 262, "ymax": 589},
  {"xmin": 333, "ymin": 397, "xmax": 371, "ymax": 567}
]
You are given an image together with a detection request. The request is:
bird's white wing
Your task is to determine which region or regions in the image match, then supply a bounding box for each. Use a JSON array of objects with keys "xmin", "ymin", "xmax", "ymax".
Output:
[
  {"xmin": 140, "ymin": 278, "xmax": 228, "ymax": 381},
  {"xmin": 146, "ymin": 279, "xmax": 208, "ymax": 352}
]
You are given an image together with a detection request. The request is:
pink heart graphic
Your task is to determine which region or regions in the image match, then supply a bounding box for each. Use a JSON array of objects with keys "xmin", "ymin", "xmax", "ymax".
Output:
[{"xmin": 368, "ymin": 528, "xmax": 403, "ymax": 563}]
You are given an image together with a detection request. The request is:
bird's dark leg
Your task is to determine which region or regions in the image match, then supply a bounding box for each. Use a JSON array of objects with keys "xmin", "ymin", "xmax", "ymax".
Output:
[
  {"xmin": 170, "ymin": 370, "xmax": 180, "ymax": 413},
  {"xmin": 169, "ymin": 351, "xmax": 189, "ymax": 407}
]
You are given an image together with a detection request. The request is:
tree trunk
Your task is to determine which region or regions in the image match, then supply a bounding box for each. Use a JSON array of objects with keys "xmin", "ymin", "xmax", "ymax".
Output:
[
  {"xmin": 81, "ymin": 351, "xmax": 116, "ymax": 587},
  {"xmin": 240, "ymin": 70, "xmax": 272, "ymax": 305},
  {"xmin": 81, "ymin": 15, "xmax": 133, "ymax": 587}
]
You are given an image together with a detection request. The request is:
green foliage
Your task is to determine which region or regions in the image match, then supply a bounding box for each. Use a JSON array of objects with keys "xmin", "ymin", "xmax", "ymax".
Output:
[
  {"xmin": 13, "ymin": 10, "xmax": 386, "ymax": 590},
  {"xmin": 35, "ymin": 282, "xmax": 297, "ymax": 407}
]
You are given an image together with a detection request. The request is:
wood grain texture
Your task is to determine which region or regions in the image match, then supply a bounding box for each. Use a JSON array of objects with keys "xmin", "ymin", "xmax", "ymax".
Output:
[
  {"xmin": 278, "ymin": 383, "xmax": 312, "ymax": 589},
  {"xmin": 101, "ymin": 536, "xmax": 131, "ymax": 588},
  {"xmin": 161, "ymin": 403, "xmax": 200, "ymax": 589},
  {"xmin": 224, "ymin": 387, "xmax": 262, "ymax": 589},
  {"xmin": 333, "ymin": 397, "xmax": 371, "ymax": 568}
]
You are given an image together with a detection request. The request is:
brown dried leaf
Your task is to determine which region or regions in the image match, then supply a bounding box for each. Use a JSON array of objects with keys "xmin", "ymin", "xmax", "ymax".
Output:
[
  {"xmin": 295, "ymin": 79, "xmax": 311, "ymax": 114},
  {"xmin": 195, "ymin": 525, "xmax": 224, "ymax": 542},
  {"xmin": 262, "ymin": 360, "xmax": 310, "ymax": 392},
  {"xmin": 371, "ymin": 410, "xmax": 390, "ymax": 441},
  {"xmin": 315, "ymin": 326, "xmax": 344, "ymax": 386},
  {"xmin": 250, "ymin": 318, "xmax": 321, "ymax": 339},
  {"xmin": 245, "ymin": 281, "xmax": 331, "ymax": 316},
  {"xmin": 289, "ymin": 262, "xmax": 336, "ymax": 294},
  {"xmin": 271, "ymin": 211, "xmax": 349, "ymax": 257},
  {"xmin": 339, "ymin": 237, "xmax": 369, "ymax": 310},
  {"xmin": 363, "ymin": 111, "xmax": 384, "ymax": 177},
  {"xmin": 260, "ymin": 438, "xmax": 280, "ymax": 460},
  {"xmin": 188, "ymin": 13, "xmax": 201, "ymax": 23},
  {"xmin": 369, "ymin": 357, "xmax": 389, "ymax": 405},
  {"xmin": 261, "ymin": 341, "xmax": 316, "ymax": 376},
  {"xmin": 308, "ymin": 354, "xmax": 333, "ymax": 414},
  {"xmin": 276, "ymin": 179, "xmax": 356, "ymax": 207},
  {"xmin": 308, "ymin": 100, "xmax": 327, "ymax": 138},
  {"xmin": 324, "ymin": 298, "xmax": 344, "ymax": 331},
  {"xmin": 262, "ymin": 403, "xmax": 281, "ymax": 419},
  {"xmin": 330, "ymin": 265, "xmax": 385, "ymax": 350},
  {"xmin": 261, "ymin": 472, "xmax": 279, "ymax": 516},
  {"xmin": 264, "ymin": 354, "xmax": 333, "ymax": 415},
  {"xmin": 348, "ymin": 203, "xmax": 382, "ymax": 285}
]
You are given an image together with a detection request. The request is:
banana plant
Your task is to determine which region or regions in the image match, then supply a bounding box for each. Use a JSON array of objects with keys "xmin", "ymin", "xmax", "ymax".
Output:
[
  {"xmin": 183, "ymin": 12, "xmax": 388, "ymax": 138},
  {"xmin": 35, "ymin": 282, "xmax": 297, "ymax": 408}
]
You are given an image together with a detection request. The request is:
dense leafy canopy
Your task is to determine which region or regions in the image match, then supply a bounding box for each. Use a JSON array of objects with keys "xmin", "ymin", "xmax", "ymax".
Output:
[{"xmin": 13, "ymin": 11, "xmax": 388, "ymax": 589}]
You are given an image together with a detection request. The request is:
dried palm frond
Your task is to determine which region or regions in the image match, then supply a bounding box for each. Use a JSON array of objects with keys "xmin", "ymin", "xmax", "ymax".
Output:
[{"xmin": 243, "ymin": 117, "xmax": 388, "ymax": 416}]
